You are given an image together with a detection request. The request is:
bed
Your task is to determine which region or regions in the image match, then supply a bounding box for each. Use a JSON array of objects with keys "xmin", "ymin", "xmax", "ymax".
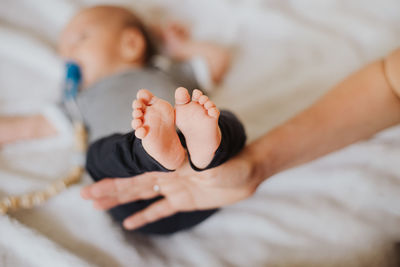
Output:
[{"xmin": 1, "ymin": 0, "xmax": 400, "ymax": 266}]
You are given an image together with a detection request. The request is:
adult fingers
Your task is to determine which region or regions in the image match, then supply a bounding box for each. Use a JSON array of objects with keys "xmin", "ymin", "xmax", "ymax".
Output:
[
  {"xmin": 81, "ymin": 178, "xmax": 121, "ymax": 200},
  {"xmin": 122, "ymin": 199, "xmax": 177, "ymax": 230},
  {"xmin": 81, "ymin": 171, "xmax": 177, "ymax": 203},
  {"xmin": 92, "ymin": 197, "xmax": 119, "ymax": 210},
  {"xmin": 91, "ymin": 184, "xmax": 166, "ymax": 210},
  {"xmin": 92, "ymin": 176, "xmax": 181, "ymax": 210},
  {"xmin": 81, "ymin": 173, "xmax": 158, "ymax": 200}
]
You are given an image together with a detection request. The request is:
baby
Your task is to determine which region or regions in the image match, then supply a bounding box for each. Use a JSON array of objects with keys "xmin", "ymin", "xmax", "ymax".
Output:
[
  {"xmin": 58, "ymin": 5, "xmax": 232, "ymax": 142},
  {"xmin": 13, "ymin": 5, "xmax": 246, "ymax": 234}
]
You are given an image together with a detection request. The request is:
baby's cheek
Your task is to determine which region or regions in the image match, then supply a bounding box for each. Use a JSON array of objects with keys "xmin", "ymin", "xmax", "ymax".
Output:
[
  {"xmin": 77, "ymin": 40, "xmax": 121, "ymax": 86},
  {"xmin": 74, "ymin": 58, "xmax": 97, "ymax": 87}
]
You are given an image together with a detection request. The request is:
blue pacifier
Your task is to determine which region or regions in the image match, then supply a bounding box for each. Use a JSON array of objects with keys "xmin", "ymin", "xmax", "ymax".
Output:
[
  {"xmin": 64, "ymin": 61, "xmax": 82, "ymax": 100},
  {"xmin": 63, "ymin": 61, "xmax": 84, "ymax": 123}
]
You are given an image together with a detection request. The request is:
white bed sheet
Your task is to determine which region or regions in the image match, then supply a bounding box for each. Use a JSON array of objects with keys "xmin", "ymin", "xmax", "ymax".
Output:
[{"xmin": 1, "ymin": 0, "xmax": 400, "ymax": 266}]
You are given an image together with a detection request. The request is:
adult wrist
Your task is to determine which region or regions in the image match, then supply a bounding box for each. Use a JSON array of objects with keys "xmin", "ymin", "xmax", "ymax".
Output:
[
  {"xmin": 242, "ymin": 145, "xmax": 273, "ymax": 190},
  {"xmin": 247, "ymin": 133, "xmax": 288, "ymax": 187}
]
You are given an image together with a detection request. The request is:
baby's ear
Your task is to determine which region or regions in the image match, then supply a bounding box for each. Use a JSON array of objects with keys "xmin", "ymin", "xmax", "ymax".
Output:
[{"xmin": 120, "ymin": 28, "xmax": 146, "ymax": 63}]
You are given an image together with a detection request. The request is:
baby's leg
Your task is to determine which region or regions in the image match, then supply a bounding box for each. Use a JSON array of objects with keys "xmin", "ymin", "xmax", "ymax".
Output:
[
  {"xmin": 86, "ymin": 90, "xmax": 185, "ymax": 180},
  {"xmin": 86, "ymin": 130, "xmax": 217, "ymax": 235},
  {"xmin": 175, "ymin": 87, "xmax": 246, "ymax": 171},
  {"xmin": 132, "ymin": 89, "xmax": 185, "ymax": 170},
  {"xmin": 175, "ymin": 87, "xmax": 221, "ymax": 169},
  {"xmin": 86, "ymin": 89, "xmax": 216, "ymax": 235}
]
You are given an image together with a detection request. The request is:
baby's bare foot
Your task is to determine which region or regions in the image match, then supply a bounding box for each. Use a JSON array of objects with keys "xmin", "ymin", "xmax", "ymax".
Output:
[
  {"xmin": 175, "ymin": 87, "xmax": 221, "ymax": 169},
  {"xmin": 131, "ymin": 89, "xmax": 185, "ymax": 170}
]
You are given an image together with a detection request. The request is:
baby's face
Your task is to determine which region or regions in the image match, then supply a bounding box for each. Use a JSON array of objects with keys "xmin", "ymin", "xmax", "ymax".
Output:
[{"xmin": 59, "ymin": 9, "xmax": 126, "ymax": 87}]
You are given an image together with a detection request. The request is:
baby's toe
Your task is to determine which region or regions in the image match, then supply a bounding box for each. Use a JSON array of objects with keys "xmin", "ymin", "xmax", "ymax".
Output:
[
  {"xmin": 175, "ymin": 87, "xmax": 191, "ymax": 105},
  {"xmin": 135, "ymin": 127, "xmax": 147, "ymax": 139},
  {"xmin": 192, "ymin": 89, "xmax": 203, "ymax": 101},
  {"xmin": 132, "ymin": 109, "xmax": 143, "ymax": 119},
  {"xmin": 131, "ymin": 119, "xmax": 143, "ymax": 129},
  {"xmin": 132, "ymin": 99, "xmax": 145, "ymax": 109},
  {"xmin": 137, "ymin": 89, "xmax": 154, "ymax": 104},
  {"xmin": 199, "ymin": 95, "xmax": 209, "ymax": 105},
  {"xmin": 204, "ymin": 100, "xmax": 215, "ymax": 110},
  {"xmin": 207, "ymin": 107, "xmax": 220, "ymax": 118}
]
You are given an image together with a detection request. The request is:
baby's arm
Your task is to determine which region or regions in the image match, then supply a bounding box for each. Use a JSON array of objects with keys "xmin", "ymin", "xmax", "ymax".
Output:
[
  {"xmin": 161, "ymin": 23, "xmax": 231, "ymax": 85},
  {"xmin": 0, "ymin": 115, "xmax": 57, "ymax": 145}
]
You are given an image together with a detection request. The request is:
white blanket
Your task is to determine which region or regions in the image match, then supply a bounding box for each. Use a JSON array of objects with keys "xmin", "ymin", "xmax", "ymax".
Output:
[{"xmin": 1, "ymin": 0, "xmax": 400, "ymax": 266}]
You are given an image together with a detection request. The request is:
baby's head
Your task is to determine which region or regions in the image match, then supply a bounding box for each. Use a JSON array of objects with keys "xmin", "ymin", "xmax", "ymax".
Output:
[{"xmin": 59, "ymin": 5, "xmax": 156, "ymax": 87}]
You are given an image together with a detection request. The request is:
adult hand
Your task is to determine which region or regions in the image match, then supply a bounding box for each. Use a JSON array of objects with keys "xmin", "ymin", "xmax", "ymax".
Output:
[{"xmin": 81, "ymin": 150, "xmax": 261, "ymax": 230}]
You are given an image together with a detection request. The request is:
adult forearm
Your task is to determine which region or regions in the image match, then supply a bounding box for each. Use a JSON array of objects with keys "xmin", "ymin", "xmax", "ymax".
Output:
[
  {"xmin": 0, "ymin": 115, "xmax": 57, "ymax": 145},
  {"xmin": 247, "ymin": 59, "xmax": 400, "ymax": 184}
]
